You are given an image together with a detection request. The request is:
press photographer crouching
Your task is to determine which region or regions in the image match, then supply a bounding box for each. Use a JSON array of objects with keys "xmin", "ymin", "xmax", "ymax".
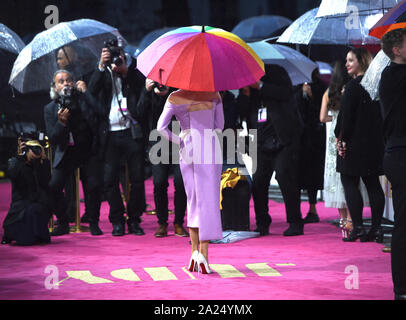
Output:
[
  {"xmin": 1, "ymin": 133, "xmax": 52, "ymax": 246},
  {"xmin": 88, "ymin": 38, "xmax": 146, "ymax": 236},
  {"xmin": 44, "ymin": 70, "xmax": 103, "ymax": 236}
]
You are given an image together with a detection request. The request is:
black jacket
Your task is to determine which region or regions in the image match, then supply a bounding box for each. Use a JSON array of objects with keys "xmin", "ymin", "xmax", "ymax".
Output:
[
  {"xmin": 295, "ymin": 78, "xmax": 326, "ymax": 190},
  {"xmin": 334, "ymin": 76, "xmax": 384, "ymax": 176},
  {"xmin": 87, "ymin": 60, "xmax": 146, "ymax": 154},
  {"xmin": 3, "ymin": 156, "xmax": 51, "ymax": 227},
  {"xmin": 379, "ymin": 62, "xmax": 406, "ymax": 150},
  {"xmin": 43, "ymin": 93, "xmax": 94, "ymax": 168},
  {"xmin": 137, "ymin": 87, "xmax": 175, "ymax": 147},
  {"xmin": 237, "ymin": 64, "xmax": 303, "ymax": 150}
]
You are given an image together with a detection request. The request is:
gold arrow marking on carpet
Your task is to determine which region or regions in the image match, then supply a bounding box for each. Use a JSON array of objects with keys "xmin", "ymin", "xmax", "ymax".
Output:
[
  {"xmin": 182, "ymin": 267, "xmax": 197, "ymax": 280},
  {"xmin": 144, "ymin": 267, "xmax": 178, "ymax": 281},
  {"xmin": 65, "ymin": 271, "xmax": 114, "ymax": 284},
  {"xmin": 110, "ymin": 268, "xmax": 141, "ymax": 281},
  {"xmin": 209, "ymin": 264, "xmax": 246, "ymax": 278},
  {"xmin": 246, "ymin": 263, "xmax": 282, "ymax": 277}
]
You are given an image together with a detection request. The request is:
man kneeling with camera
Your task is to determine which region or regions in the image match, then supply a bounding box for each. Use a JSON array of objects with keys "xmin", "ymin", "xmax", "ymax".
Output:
[
  {"xmin": 2, "ymin": 133, "xmax": 52, "ymax": 245},
  {"xmin": 44, "ymin": 70, "xmax": 103, "ymax": 236}
]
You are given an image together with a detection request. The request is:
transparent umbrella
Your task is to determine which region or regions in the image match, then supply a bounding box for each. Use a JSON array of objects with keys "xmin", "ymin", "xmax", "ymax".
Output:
[
  {"xmin": 360, "ymin": 49, "xmax": 391, "ymax": 100},
  {"xmin": 277, "ymin": 8, "xmax": 383, "ymax": 46},
  {"xmin": 231, "ymin": 15, "xmax": 292, "ymax": 42},
  {"xmin": 9, "ymin": 19, "xmax": 127, "ymax": 93},
  {"xmin": 316, "ymin": 0, "xmax": 401, "ymax": 18},
  {"xmin": 248, "ymin": 41, "xmax": 318, "ymax": 85},
  {"xmin": 0, "ymin": 23, "xmax": 25, "ymax": 55}
]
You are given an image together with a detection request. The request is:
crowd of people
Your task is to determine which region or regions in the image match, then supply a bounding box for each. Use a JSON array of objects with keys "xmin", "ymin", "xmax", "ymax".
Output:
[{"xmin": 1, "ymin": 27, "xmax": 405, "ymax": 298}]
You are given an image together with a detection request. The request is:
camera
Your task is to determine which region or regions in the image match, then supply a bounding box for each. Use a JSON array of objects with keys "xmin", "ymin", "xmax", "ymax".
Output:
[
  {"xmin": 153, "ymin": 81, "xmax": 167, "ymax": 92},
  {"xmin": 58, "ymin": 85, "xmax": 78, "ymax": 109},
  {"xmin": 19, "ymin": 132, "xmax": 46, "ymax": 157},
  {"xmin": 104, "ymin": 38, "xmax": 124, "ymax": 67}
]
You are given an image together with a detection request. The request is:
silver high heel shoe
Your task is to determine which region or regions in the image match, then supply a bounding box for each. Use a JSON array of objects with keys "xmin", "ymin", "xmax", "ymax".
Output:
[
  {"xmin": 188, "ymin": 250, "xmax": 199, "ymax": 272},
  {"xmin": 196, "ymin": 252, "xmax": 212, "ymax": 274},
  {"xmin": 340, "ymin": 218, "xmax": 348, "ymax": 239}
]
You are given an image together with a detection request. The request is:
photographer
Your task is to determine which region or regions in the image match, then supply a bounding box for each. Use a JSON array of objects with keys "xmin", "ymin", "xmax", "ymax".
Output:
[
  {"xmin": 88, "ymin": 38, "xmax": 147, "ymax": 236},
  {"xmin": 137, "ymin": 79, "xmax": 188, "ymax": 238},
  {"xmin": 1, "ymin": 133, "xmax": 52, "ymax": 246},
  {"xmin": 237, "ymin": 64, "xmax": 304, "ymax": 237},
  {"xmin": 44, "ymin": 70, "xmax": 103, "ymax": 236}
]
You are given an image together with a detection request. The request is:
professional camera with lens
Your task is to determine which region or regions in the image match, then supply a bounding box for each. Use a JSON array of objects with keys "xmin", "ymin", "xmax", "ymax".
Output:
[
  {"xmin": 104, "ymin": 38, "xmax": 124, "ymax": 67},
  {"xmin": 58, "ymin": 85, "xmax": 79, "ymax": 109},
  {"xmin": 153, "ymin": 81, "xmax": 168, "ymax": 92},
  {"xmin": 19, "ymin": 132, "xmax": 46, "ymax": 157}
]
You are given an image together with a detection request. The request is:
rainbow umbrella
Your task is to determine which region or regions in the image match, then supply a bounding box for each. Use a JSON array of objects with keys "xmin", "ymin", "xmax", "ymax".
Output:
[
  {"xmin": 369, "ymin": 0, "xmax": 406, "ymax": 38},
  {"xmin": 136, "ymin": 25, "xmax": 265, "ymax": 92}
]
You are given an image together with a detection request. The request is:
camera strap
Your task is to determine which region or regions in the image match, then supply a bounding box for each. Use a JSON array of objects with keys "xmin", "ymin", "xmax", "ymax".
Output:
[{"xmin": 110, "ymin": 68, "xmax": 136, "ymax": 125}]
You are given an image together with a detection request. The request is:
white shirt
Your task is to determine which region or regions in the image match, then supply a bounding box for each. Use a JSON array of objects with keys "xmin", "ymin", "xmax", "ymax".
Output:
[{"xmin": 100, "ymin": 65, "xmax": 131, "ymax": 131}]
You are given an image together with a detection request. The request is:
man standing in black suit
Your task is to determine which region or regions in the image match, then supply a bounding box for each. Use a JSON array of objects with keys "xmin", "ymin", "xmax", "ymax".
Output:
[
  {"xmin": 88, "ymin": 41, "xmax": 146, "ymax": 237},
  {"xmin": 237, "ymin": 64, "xmax": 304, "ymax": 236},
  {"xmin": 44, "ymin": 70, "xmax": 103, "ymax": 236},
  {"xmin": 379, "ymin": 28, "xmax": 406, "ymax": 300},
  {"xmin": 137, "ymin": 79, "xmax": 188, "ymax": 238}
]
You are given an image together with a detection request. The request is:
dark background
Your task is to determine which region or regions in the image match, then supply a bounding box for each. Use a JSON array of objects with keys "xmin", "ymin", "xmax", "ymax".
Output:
[
  {"xmin": 0, "ymin": 0, "xmax": 321, "ymax": 172},
  {"xmin": 1, "ymin": 0, "xmax": 321, "ymax": 45}
]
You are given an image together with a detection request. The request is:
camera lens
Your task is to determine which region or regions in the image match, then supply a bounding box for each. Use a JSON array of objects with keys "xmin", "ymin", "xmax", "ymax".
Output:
[
  {"xmin": 112, "ymin": 56, "xmax": 123, "ymax": 67},
  {"xmin": 30, "ymin": 146, "xmax": 43, "ymax": 156}
]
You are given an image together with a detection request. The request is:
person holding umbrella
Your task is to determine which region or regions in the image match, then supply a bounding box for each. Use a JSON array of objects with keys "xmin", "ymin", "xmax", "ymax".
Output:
[
  {"xmin": 137, "ymin": 26, "xmax": 264, "ymax": 273},
  {"xmin": 379, "ymin": 27, "xmax": 406, "ymax": 300}
]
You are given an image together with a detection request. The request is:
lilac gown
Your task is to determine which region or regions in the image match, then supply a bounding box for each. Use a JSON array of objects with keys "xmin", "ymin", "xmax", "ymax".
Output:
[{"xmin": 157, "ymin": 90, "xmax": 224, "ymax": 241}]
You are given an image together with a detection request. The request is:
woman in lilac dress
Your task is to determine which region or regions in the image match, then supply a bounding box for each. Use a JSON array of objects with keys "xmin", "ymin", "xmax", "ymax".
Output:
[{"xmin": 157, "ymin": 90, "xmax": 224, "ymax": 274}]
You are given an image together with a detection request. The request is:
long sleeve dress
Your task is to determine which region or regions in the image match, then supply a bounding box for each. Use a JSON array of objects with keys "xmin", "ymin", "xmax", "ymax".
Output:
[{"xmin": 157, "ymin": 90, "xmax": 224, "ymax": 241}]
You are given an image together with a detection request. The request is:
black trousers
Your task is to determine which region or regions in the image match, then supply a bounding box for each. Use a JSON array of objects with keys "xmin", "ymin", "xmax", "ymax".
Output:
[
  {"xmin": 340, "ymin": 173, "xmax": 385, "ymax": 229},
  {"xmin": 104, "ymin": 129, "xmax": 145, "ymax": 224},
  {"xmin": 65, "ymin": 165, "xmax": 93, "ymax": 221},
  {"xmin": 306, "ymin": 189, "xmax": 318, "ymax": 205},
  {"xmin": 252, "ymin": 139, "xmax": 303, "ymax": 227},
  {"xmin": 152, "ymin": 163, "xmax": 187, "ymax": 226},
  {"xmin": 49, "ymin": 151, "xmax": 103, "ymax": 224},
  {"xmin": 383, "ymin": 149, "xmax": 406, "ymax": 295}
]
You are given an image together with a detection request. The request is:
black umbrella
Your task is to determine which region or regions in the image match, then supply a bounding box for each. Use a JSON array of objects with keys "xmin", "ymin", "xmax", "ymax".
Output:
[
  {"xmin": 232, "ymin": 15, "xmax": 292, "ymax": 42},
  {"xmin": 134, "ymin": 27, "xmax": 178, "ymax": 57}
]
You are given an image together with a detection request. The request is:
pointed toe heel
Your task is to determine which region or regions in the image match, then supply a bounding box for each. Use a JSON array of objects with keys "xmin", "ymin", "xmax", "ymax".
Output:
[
  {"xmin": 188, "ymin": 250, "xmax": 199, "ymax": 272},
  {"xmin": 197, "ymin": 252, "xmax": 212, "ymax": 274}
]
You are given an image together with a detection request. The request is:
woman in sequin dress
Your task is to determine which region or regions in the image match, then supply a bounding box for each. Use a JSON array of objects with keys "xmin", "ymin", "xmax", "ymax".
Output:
[{"xmin": 320, "ymin": 61, "xmax": 369, "ymax": 238}]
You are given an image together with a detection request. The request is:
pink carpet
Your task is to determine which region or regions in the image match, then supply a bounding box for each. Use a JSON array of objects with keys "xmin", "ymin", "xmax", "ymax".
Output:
[{"xmin": 0, "ymin": 179, "xmax": 393, "ymax": 300}]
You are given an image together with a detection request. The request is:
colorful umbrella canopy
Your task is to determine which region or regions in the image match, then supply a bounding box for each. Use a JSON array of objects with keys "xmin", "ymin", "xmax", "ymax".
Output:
[
  {"xmin": 247, "ymin": 41, "xmax": 317, "ymax": 85},
  {"xmin": 136, "ymin": 26, "xmax": 265, "ymax": 92},
  {"xmin": 369, "ymin": 0, "xmax": 406, "ymax": 38}
]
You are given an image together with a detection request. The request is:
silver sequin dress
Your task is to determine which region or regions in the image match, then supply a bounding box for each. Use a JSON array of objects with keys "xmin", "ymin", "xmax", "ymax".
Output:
[{"xmin": 323, "ymin": 110, "xmax": 369, "ymax": 208}]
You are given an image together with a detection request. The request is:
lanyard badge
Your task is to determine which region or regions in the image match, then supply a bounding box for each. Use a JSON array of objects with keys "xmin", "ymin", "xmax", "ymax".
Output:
[{"xmin": 258, "ymin": 107, "xmax": 267, "ymax": 123}]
